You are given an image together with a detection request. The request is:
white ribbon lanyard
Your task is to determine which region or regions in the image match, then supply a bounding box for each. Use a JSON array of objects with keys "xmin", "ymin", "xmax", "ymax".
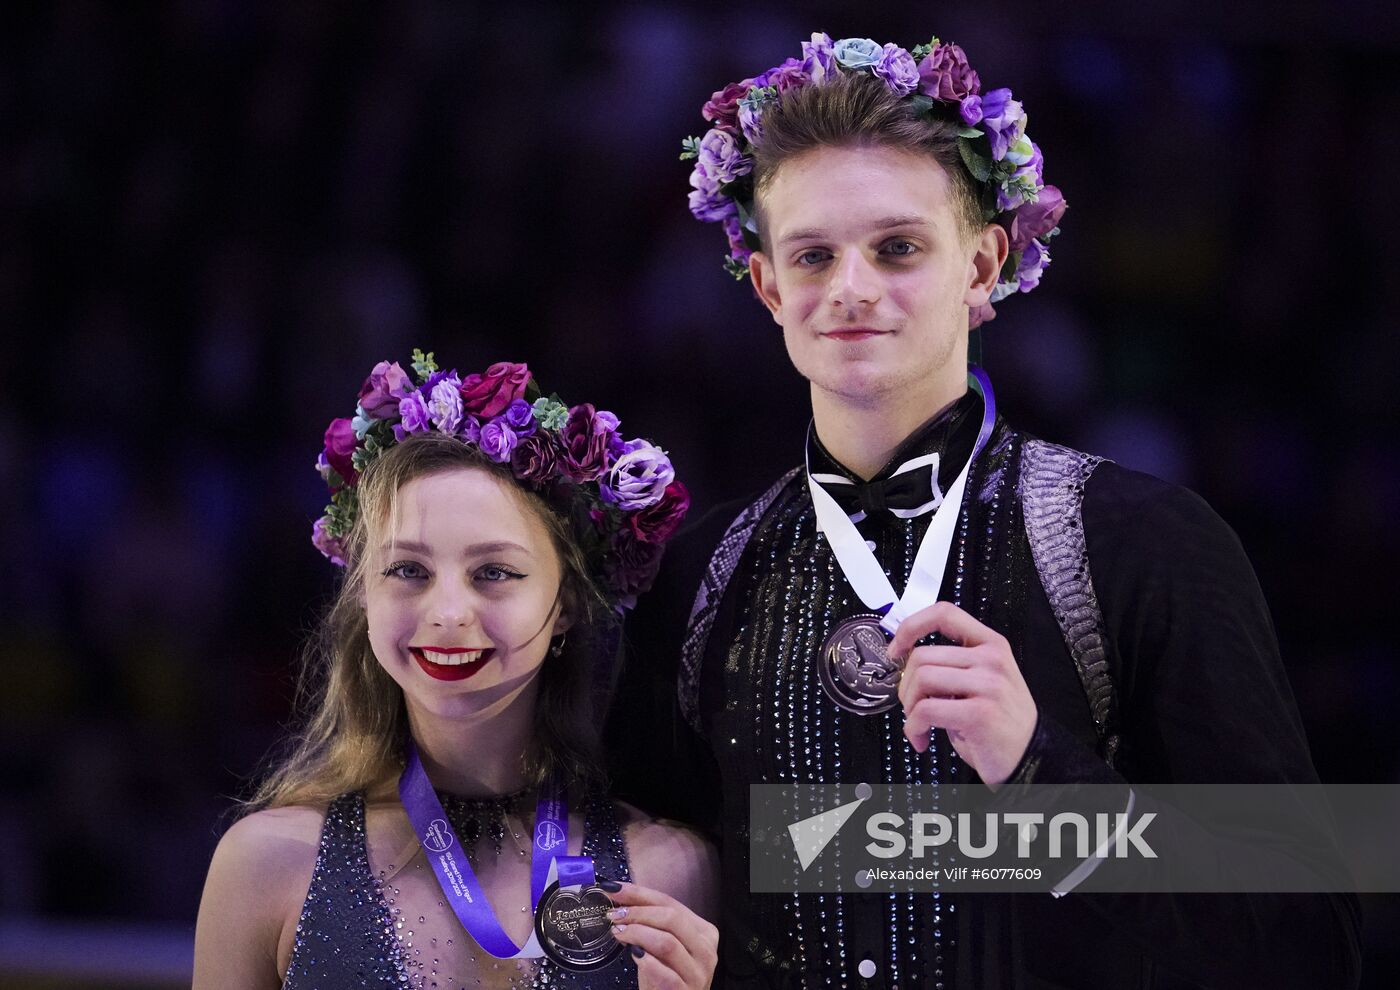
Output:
[{"xmin": 806, "ymin": 368, "xmax": 996, "ymax": 636}]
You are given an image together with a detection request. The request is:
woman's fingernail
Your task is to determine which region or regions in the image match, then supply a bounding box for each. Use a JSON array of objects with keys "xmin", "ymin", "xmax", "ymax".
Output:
[
  {"xmin": 606, "ymin": 908, "xmax": 628, "ymax": 921},
  {"xmin": 599, "ymin": 879, "xmax": 623, "ymax": 892},
  {"xmin": 612, "ymin": 923, "xmax": 628, "ymax": 934},
  {"xmin": 630, "ymin": 945, "xmax": 645, "ymax": 959}
]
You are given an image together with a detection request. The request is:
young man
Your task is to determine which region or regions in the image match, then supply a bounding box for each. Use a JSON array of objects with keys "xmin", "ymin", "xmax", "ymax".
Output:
[{"xmin": 609, "ymin": 33, "xmax": 1360, "ymax": 988}]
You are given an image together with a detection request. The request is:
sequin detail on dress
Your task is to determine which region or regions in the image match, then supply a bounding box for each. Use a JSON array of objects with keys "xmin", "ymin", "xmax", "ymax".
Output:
[{"xmin": 282, "ymin": 791, "xmax": 636, "ymax": 990}]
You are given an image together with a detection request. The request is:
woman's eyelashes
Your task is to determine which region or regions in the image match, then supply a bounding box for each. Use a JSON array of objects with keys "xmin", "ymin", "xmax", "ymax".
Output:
[
  {"xmin": 383, "ymin": 560, "xmax": 429, "ymax": 581},
  {"xmin": 476, "ymin": 564, "xmax": 527, "ymax": 583},
  {"xmin": 380, "ymin": 560, "xmax": 527, "ymax": 584}
]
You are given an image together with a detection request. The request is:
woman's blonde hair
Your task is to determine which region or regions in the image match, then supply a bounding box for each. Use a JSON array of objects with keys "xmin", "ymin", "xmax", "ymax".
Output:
[{"xmin": 246, "ymin": 433, "xmax": 613, "ymax": 812}]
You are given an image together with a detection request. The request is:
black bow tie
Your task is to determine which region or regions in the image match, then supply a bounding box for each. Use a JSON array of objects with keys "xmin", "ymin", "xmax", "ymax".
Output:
[{"xmin": 819, "ymin": 461, "xmax": 939, "ymax": 518}]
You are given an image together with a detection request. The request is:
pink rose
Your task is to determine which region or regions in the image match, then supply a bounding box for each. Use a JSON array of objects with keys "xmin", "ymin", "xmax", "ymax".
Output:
[
  {"xmin": 918, "ymin": 42, "xmax": 980, "ymax": 103},
  {"xmin": 322, "ymin": 418, "xmax": 358, "ymax": 487},
  {"xmin": 356, "ymin": 360, "xmax": 414, "ymax": 419},
  {"xmin": 701, "ymin": 80, "xmax": 753, "ymax": 133},
  {"xmin": 628, "ymin": 480, "xmax": 690, "ymax": 544},
  {"xmin": 458, "ymin": 361, "xmax": 531, "ymax": 418},
  {"xmin": 558, "ymin": 404, "xmax": 617, "ymax": 483}
]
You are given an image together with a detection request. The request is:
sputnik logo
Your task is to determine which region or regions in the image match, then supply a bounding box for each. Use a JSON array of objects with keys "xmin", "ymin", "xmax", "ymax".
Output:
[{"xmin": 787, "ymin": 783, "xmax": 873, "ymax": 870}]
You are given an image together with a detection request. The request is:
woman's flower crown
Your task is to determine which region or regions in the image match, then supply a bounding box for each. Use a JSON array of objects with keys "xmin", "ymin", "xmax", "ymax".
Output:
[
  {"xmin": 683, "ymin": 32, "xmax": 1067, "ymax": 328},
  {"xmin": 313, "ymin": 349, "xmax": 689, "ymax": 611}
]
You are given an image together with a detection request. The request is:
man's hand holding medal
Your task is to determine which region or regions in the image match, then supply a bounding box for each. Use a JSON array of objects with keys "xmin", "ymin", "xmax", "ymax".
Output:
[{"xmin": 891, "ymin": 600, "xmax": 1039, "ymax": 787}]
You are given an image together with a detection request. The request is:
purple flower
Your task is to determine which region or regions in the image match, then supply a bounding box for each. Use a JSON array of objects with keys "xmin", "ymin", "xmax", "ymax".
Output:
[
  {"xmin": 608, "ymin": 432, "xmax": 642, "ymax": 459},
  {"xmin": 959, "ymin": 94, "xmax": 983, "ymax": 127},
  {"xmin": 997, "ymin": 181, "xmax": 1028, "ymax": 214},
  {"xmin": 1015, "ymin": 239, "xmax": 1051, "ymax": 293},
  {"xmin": 558, "ymin": 403, "xmax": 617, "ymax": 482},
  {"xmin": 478, "ymin": 419, "xmax": 518, "ymax": 463},
  {"xmin": 427, "ymin": 376, "xmax": 464, "ymax": 434},
  {"xmin": 604, "ymin": 529, "xmax": 667, "ymax": 609},
  {"xmin": 997, "ymin": 154, "xmax": 1041, "ymax": 212},
  {"xmin": 688, "ymin": 162, "xmax": 737, "ymax": 222},
  {"xmin": 738, "ymin": 101, "xmax": 764, "ymax": 144},
  {"xmin": 356, "ymin": 360, "xmax": 415, "ymax": 419},
  {"xmin": 800, "ymin": 32, "xmax": 836, "ymax": 84},
  {"xmin": 918, "ymin": 41, "xmax": 980, "ymax": 102},
  {"xmin": 315, "ymin": 451, "xmax": 333, "ymax": 483},
  {"xmin": 754, "ymin": 57, "xmax": 808, "ymax": 94},
  {"xmin": 600, "ymin": 440, "xmax": 676, "ymax": 510},
  {"xmin": 511, "ymin": 431, "xmax": 559, "ymax": 483},
  {"xmin": 312, "ymin": 516, "xmax": 347, "ymax": 567},
  {"xmin": 398, "ymin": 392, "xmax": 431, "ymax": 435},
  {"xmin": 458, "ymin": 414, "xmax": 482, "ymax": 444},
  {"xmin": 322, "ymin": 418, "xmax": 358, "ymax": 486},
  {"xmin": 421, "ymin": 368, "xmax": 451, "ymax": 394},
  {"xmin": 501, "ymin": 397, "xmax": 537, "ymax": 437},
  {"xmin": 723, "ymin": 215, "xmax": 753, "ymax": 266},
  {"xmin": 832, "ymin": 37, "xmax": 882, "ymax": 70},
  {"xmin": 873, "ymin": 44, "xmax": 920, "ymax": 97},
  {"xmin": 1005, "ymin": 185, "xmax": 1067, "ymax": 252},
  {"xmin": 698, "ymin": 128, "xmax": 751, "ymax": 185},
  {"xmin": 979, "ymin": 88, "xmax": 1025, "ymax": 161}
]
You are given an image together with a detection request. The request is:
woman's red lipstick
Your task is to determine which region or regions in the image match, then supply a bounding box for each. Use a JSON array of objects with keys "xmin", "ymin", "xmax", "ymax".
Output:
[{"xmin": 410, "ymin": 647, "xmax": 493, "ymax": 682}]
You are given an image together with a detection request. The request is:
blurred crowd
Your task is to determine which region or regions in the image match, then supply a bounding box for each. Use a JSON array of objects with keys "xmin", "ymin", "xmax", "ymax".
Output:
[{"xmin": 2, "ymin": 0, "xmax": 1398, "ymax": 981}]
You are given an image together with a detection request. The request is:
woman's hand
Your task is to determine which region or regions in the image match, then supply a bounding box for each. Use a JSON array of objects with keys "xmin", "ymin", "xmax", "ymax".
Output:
[{"xmin": 601, "ymin": 880, "xmax": 718, "ymax": 989}]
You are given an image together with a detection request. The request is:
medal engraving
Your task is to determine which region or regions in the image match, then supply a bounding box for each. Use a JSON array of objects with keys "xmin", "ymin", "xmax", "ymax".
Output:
[
  {"xmin": 820, "ymin": 614, "xmax": 902, "ymax": 715},
  {"xmin": 535, "ymin": 878, "xmax": 623, "ymax": 971}
]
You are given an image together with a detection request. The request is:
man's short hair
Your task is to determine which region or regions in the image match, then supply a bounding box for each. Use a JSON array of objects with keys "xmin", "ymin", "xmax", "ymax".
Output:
[{"xmin": 752, "ymin": 71, "xmax": 986, "ymax": 249}]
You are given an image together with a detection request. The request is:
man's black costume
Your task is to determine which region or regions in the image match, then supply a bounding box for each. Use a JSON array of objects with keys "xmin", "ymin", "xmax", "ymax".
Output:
[{"xmin": 608, "ymin": 392, "xmax": 1361, "ymax": 988}]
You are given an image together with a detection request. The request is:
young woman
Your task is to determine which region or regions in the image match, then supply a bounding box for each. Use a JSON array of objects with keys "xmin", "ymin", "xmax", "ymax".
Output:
[{"xmin": 194, "ymin": 352, "xmax": 717, "ymax": 990}]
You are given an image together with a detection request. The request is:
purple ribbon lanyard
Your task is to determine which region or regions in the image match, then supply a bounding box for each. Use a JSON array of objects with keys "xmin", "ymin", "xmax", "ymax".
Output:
[{"xmin": 398, "ymin": 740, "xmax": 596, "ymax": 959}]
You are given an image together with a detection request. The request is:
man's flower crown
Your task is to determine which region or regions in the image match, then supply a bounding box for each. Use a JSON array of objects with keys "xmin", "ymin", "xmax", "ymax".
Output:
[
  {"xmin": 683, "ymin": 32, "xmax": 1067, "ymax": 328},
  {"xmin": 313, "ymin": 349, "xmax": 689, "ymax": 610}
]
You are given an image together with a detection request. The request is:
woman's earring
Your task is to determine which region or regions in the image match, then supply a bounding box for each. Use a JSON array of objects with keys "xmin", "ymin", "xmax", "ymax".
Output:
[{"xmin": 550, "ymin": 634, "xmax": 567, "ymax": 657}]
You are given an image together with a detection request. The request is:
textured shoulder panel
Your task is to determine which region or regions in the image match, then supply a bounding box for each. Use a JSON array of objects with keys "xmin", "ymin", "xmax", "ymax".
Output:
[
  {"xmin": 677, "ymin": 467, "xmax": 803, "ymax": 734},
  {"xmin": 1020, "ymin": 439, "xmax": 1119, "ymax": 763}
]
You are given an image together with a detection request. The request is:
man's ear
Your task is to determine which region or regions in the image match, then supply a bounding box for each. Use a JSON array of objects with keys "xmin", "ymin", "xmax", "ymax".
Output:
[
  {"xmin": 749, "ymin": 251, "xmax": 785, "ymax": 325},
  {"xmin": 964, "ymin": 223, "xmax": 1009, "ymax": 307}
]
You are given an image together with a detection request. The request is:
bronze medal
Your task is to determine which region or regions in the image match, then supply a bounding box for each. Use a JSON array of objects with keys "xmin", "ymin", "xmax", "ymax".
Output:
[
  {"xmin": 534, "ymin": 878, "xmax": 623, "ymax": 972},
  {"xmin": 819, "ymin": 613, "xmax": 902, "ymax": 715}
]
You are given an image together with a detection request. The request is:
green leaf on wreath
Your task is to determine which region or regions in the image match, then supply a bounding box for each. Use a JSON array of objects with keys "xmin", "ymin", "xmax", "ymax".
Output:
[
  {"xmin": 957, "ymin": 137, "xmax": 992, "ymax": 183},
  {"xmin": 411, "ymin": 348, "xmax": 437, "ymax": 381},
  {"xmin": 907, "ymin": 94, "xmax": 935, "ymax": 117}
]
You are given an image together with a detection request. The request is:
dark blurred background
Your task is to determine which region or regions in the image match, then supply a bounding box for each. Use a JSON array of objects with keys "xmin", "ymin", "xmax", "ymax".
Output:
[{"xmin": 2, "ymin": 1, "xmax": 1397, "ymax": 985}]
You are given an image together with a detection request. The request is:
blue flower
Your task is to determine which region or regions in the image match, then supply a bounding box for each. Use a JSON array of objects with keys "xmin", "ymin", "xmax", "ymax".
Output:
[{"xmin": 832, "ymin": 37, "xmax": 882, "ymax": 70}]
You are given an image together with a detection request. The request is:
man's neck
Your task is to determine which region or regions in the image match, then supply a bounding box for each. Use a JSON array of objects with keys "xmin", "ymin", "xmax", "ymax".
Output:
[{"xmin": 811, "ymin": 381, "xmax": 968, "ymax": 481}]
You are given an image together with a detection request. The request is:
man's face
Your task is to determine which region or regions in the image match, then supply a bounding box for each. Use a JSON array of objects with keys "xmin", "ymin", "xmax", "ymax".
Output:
[{"xmin": 750, "ymin": 145, "xmax": 1000, "ymax": 408}]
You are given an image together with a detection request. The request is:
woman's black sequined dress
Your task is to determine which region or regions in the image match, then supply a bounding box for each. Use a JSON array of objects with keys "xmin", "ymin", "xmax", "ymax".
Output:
[{"xmin": 281, "ymin": 791, "xmax": 634, "ymax": 989}]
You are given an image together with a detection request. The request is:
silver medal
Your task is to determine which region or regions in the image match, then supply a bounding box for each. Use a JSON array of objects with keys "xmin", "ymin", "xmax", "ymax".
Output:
[
  {"xmin": 534, "ymin": 878, "xmax": 623, "ymax": 971},
  {"xmin": 819, "ymin": 614, "xmax": 903, "ymax": 715}
]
